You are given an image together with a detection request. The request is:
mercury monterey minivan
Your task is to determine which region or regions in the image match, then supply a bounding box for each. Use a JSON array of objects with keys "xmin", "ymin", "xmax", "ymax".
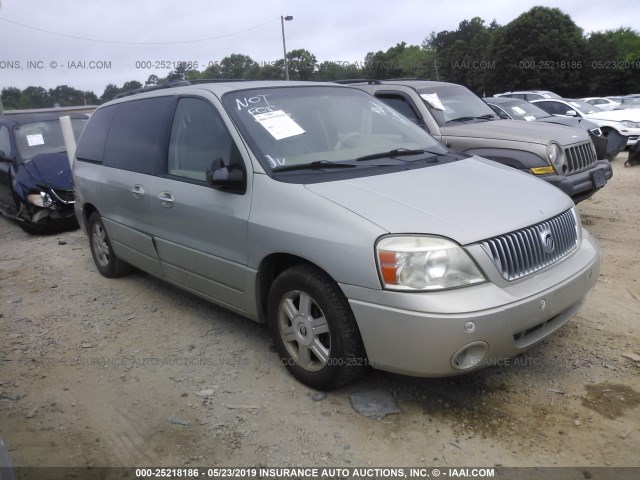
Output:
[{"xmin": 72, "ymin": 81, "xmax": 600, "ymax": 390}]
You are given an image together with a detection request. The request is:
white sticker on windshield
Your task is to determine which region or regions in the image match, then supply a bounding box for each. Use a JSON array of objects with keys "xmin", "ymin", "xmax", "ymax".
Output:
[
  {"xmin": 512, "ymin": 106, "xmax": 526, "ymax": 115},
  {"xmin": 253, "ymin": 110, "xmax": 305, "ymax": 140},
  {"xmin": 420, "ymin": 93, "xmax": 445, "ymax": 111},
  {"xmin": 26, "ymin": 134, "xmax": 45, "ymax": 146},
  {"xmin": 524, "ymin": 115, "xmax": 536, "ymax": 121}
]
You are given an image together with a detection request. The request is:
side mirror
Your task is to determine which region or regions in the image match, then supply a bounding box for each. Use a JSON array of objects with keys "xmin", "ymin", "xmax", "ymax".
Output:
[
  {"xmin": 565, "ymin": 110, "xmax": 578, "ymax": 117},
  {"xmin": 206, "ymin": 158, "xmax": 246, "ymax": 194},
  {"xmin": 498, "ymin": 112, "xmax": 510, "ymax": 120}
]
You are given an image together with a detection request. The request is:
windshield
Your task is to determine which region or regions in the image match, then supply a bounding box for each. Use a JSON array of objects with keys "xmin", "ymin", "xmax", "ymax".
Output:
[
  {"xmin": 566, "ymin": 100, "xmax": 603, "ymax": 115},
  {"xmin": 417, "ymin": 84, "xmax": 498, "ymax": 126},
  {"xmin": 625, "ymin": 98, "xmax": 640, "ymax": 109},
  {"xmin": 15, "ymin": 118, "xmax": 87, "ymax": 161},
  {"xmin": 222, "ymin": 86, "xmax": 446, "ymax": 173},
  {"xmin": 490, "ymin": 99, "xmax": 549, "ymax": 121}
]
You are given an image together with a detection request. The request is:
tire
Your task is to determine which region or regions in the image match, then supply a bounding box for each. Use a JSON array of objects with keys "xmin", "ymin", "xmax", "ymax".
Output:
[
  {"xmin": 88, "ymin": 212, "xmax": 131, "ymax": 278},
  {"xmin": 267, "ymin": 264, "xmax": 367, "ymax": 390}
]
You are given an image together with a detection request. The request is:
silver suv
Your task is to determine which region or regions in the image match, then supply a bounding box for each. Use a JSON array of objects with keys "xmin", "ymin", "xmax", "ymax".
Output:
[
  {"xmin": 348, "ymin": 80, "xmax": 612, "ymax": 204},
  {"xmin": 73, "ymin": 81, "xmax": 600, "ymax": 390}
]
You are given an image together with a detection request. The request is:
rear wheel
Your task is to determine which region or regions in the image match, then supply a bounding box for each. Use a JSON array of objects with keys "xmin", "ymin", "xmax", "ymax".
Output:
[
  {"xmin": 88, "ymin": 212, "xmax": 131, "ymax": 278},
  {"xmin": 267, "ymin": 264, "xmax": 367, "ymax": 390}
]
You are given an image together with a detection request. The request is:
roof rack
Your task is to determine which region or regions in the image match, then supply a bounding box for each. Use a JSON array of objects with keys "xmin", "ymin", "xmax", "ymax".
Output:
[
  {"xmin": 333, "ymin": 79, "xmax": 380, "ymax": 85},
  {"xmin": 113, "ymin": 78, "xmax": 252, "ymax": 99},
  {"xmin": 114, "ymin": 80, "xmax": 191, "ymax": 99}
]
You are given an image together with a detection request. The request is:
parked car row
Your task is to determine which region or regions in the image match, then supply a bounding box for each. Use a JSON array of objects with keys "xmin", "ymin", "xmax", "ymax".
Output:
[
  {"xmin": 346, "ymin": 80, "xmax": 612, "ymax": 203},
  {"xmin": 65, "ymin": 80, "xmax": 602, "ymax": 390},
  {"xmin": 485, "ymin": 97, "xmax": 627, "ymax": 160},
  {"xmin": 531, "ymin": 98, "xmax": 640, "ymax": 147}
]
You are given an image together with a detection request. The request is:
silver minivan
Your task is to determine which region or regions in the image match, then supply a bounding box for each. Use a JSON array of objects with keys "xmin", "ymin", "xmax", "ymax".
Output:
[{"xmin": 73, "ymin": 81, "xmax": 600, "ymax": 390}]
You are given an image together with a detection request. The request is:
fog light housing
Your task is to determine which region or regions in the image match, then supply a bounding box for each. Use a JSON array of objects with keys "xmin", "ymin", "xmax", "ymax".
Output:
[{"xmin": 451, "ymin": 341, "xmax": 489, "ymax": 371}]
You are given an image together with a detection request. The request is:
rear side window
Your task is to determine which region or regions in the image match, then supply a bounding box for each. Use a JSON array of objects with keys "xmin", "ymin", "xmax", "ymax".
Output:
[
  {"xmin": 75, "ymin": 106, "xmax": 117, "ymax": 163},
  {"xmin": 103, "ymin": 97, "xmax": 174, "ymax": 174}
]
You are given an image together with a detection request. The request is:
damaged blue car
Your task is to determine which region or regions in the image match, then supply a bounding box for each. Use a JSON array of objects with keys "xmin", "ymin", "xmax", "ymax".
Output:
[{"xmin": 0, "ymin": 112, "xmax": 87, "ymax": 233}]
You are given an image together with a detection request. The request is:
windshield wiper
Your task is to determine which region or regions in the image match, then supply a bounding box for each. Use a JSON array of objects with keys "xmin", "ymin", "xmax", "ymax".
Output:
[
  {"xmin": 356, "ymin": 148, "xmax": 437, "ymax": 162},
  {"xmin": 446, "ymin": 114, "xmax": 497, "ymax": 124},
  {"xmin": 272, "ymin": 160, "xmax": 357, "ymax": 173}
]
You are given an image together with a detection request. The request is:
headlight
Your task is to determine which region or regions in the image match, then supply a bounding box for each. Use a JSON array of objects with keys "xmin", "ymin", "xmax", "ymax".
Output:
[
  {"xmin": 546, "ymin": 142, "xmax": 566, "ymax": 174},
  {"xmin": 620, "ymin": 120, "xmax": 640, "ymax": 128},
  {"xmin": 571, "ymin": 207, "xmax": 582, "ymax": 245},
  {"xmin": 376, "ymin": 236, "xmax": 486, "ymax": 291},
  {"xmin": 27, "ymin": 192, "xmax": 53, "ymax": 208}
]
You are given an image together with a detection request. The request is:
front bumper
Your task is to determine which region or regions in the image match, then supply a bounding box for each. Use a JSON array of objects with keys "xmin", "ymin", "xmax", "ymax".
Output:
[
  {"xmin": 341, "ymin": 230, "xmax": 600, "ymax": 377},
  {"xmin": 539, "ymin": 160, "xmax": 612, "ymax": 203}
]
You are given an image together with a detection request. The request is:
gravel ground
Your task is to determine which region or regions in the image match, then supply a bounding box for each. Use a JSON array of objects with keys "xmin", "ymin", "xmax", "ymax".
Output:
[{"xmin": 1, "ymin": 154, "xmax": 639, "ymax": 469}]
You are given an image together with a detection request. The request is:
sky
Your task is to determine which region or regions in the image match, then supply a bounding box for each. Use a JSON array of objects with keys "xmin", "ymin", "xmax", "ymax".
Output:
[{"xmin": 0, "ymin": 0, "xmax": 636, "ymax": 97}]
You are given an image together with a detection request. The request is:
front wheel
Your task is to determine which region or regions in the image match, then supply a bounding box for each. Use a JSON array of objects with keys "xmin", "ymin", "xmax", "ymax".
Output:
[
  {"xmin": 88, "ymin": 212, "xmax": 131, "ymax": 278},
  {"xmin": 267, "ymin": 264, "xmax": 367, "ymax": 390}
]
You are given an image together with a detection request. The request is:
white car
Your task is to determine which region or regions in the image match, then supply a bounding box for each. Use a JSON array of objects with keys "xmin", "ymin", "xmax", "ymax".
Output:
[
  {"xmin": 532, "ymin": 98, "xmax": 640, "ymax": 146},
  {"xmin": 581, "ymin": 97, "xmax": 620, "ymax": 111},
  {"xmin": 495, "ymin": 90, "xmax": 560, "ymax": 101}
]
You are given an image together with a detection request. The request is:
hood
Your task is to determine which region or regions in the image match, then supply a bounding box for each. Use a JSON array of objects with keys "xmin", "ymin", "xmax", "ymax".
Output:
[
  {"xmin": 305, "ymin": 157, "xmax": 573, "ymax": 245},
  {"xmin": 586, "ymin": 109, "xmax": 640, "ymax": 122},
  {"xmin": 536, "ymin": 116, "xmax": 600, "ymax": 131},
  {"xmin": 441, "ymin": 119, "xmax": 589, "ymax": 145},
  {"xmin": 14, "ymin": 152, "xmax": 73, "ymax": 193}
]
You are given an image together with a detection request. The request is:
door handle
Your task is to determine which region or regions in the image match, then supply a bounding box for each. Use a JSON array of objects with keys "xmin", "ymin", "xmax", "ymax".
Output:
[
  {"xmin": 131, "ymin": 184, "xmax": 145, "ymax": 199},
  {"xmin": 158, "ymin": 191, "xmax": 174, "ymax": 208}
]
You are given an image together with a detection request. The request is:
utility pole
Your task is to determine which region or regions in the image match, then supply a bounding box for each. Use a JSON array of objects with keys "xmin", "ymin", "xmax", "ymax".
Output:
[{"xmin": 281, "ymin": 15, "xmax": 293, "ymax": 80}]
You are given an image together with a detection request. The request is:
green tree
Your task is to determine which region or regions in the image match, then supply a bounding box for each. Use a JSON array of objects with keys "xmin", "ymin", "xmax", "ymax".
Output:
[
  {"xmin": 423, "ymin": 17, "xmax": 499, "ymax": 92},
  {"xmin": 121, "ymin": 80, "xmax": 143, "ymax": 92},
  {"xmin": 145, "ymin": 74, "xmax": 160, "ymax": 86},
  {"xmin": 219, "ymin": 54, "xmax": 257, "ymax": 79},
  {"xmin": 20, "ymin": 86, "xmax": 50, "ymax": 108},
  {"xmin": 483, "ymin": 7, "xmax": 584, "ymax": 96},
  {"xmin": 286, "ymin": 49, "xmax": 317, "ymax": 80},
  {"xmin": 363, "ymin": 42, "xmax": 407, "ymax": 79},
  {"xmin": 49, "ymin": 85, "xmax": 92, "ymax": 106},
  {"xmin": 1, "ymin": 87, "xmax": 22, "ymax": 109},
  {"xmin": 584, "ymin": 28, "xmax": 640, "ymax": 94},
  {"xmin": 100, "ymin": 84, "xmax": 119, "ymax": 103},
  {"xmin": 199, "ymin": 63, "xmax": 222, "ymax": 80},
  {"xmin": 315, "ymin": 61, "xmax": 363, "ymax": 81},
  {"xmin": 166, "ymin": 62, "xmax": 198, "ymax": 82},
  {"xmin": 244, "ymin": 61, "xmax": 284, "ymax": 80}
]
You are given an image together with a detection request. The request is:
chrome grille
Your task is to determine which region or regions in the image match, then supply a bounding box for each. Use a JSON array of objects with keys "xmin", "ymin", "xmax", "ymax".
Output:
[
  {"xmin": 51, "ymin": 189, "xmax": 75, "ymax": 204},
  {"xmin": 480, "ymin": 209, "xmax": 578, "ymax": 281},
  {"xmin": 564, "ymin": 141, "xmax": 596, "ymax": 174}
]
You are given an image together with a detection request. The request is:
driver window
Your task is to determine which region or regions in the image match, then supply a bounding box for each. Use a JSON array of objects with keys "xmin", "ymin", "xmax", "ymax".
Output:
[
  {"xmin": 0, "ymin": 126, "xmax": 11, "ymax": 158},
  {"xmin": 168, "ymin": 97, "xmax": 236, "ymax": 181}
]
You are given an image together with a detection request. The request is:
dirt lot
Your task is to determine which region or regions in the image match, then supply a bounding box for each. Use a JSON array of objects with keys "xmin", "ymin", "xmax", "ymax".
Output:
[{"xmin": 1, "ymin": 154, "xmax": 639, "ymax": 470}]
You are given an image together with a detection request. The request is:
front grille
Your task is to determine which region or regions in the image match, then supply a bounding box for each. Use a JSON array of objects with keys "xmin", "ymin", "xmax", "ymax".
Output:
[
  {"xmin": 564, "ymin": 141, "xmax": 597, "ymax": 174},
  {"xmin": 480, "ymin": 209, "xmax": 578, "ymax": 281},
  {"xmin": 51, "ymin": 189, "xmax": 75, "ymax": 204}
]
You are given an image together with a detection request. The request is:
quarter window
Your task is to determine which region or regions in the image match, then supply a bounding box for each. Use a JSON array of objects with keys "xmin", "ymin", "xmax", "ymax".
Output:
[{"xmin": 168, "ymin": 97, "xmax": 238, "ymax": 182}]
